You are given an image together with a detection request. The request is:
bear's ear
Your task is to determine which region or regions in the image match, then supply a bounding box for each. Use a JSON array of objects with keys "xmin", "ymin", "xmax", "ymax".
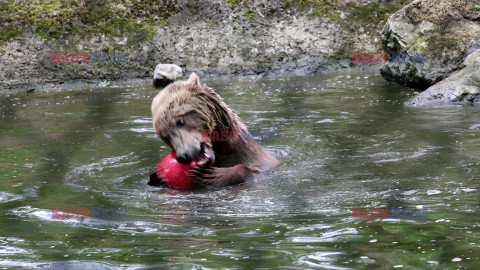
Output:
[{"xmin": 186, "ymin": 73, "xmax": 202, "ymax": 89}]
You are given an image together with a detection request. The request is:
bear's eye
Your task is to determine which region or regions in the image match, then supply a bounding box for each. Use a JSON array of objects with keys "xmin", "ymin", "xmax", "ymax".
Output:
[{"xmin": 176, "ymin": 119, "xmax": 185, "ymax": 127}]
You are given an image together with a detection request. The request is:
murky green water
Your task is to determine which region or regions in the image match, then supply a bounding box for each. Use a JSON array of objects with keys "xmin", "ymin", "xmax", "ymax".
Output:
[{"xmin": 1, "ymin": 70, "xmax": 480, "ymax": 269}]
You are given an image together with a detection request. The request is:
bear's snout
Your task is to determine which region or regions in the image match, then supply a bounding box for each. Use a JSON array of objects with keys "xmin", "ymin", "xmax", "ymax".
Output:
[
  {"xmin": 175, "ymin": 142, "xmax": 214, "ymax": 165},
  {"xmin": 176, "ymin": 152, "xmax": 194, "ymax": 164}
]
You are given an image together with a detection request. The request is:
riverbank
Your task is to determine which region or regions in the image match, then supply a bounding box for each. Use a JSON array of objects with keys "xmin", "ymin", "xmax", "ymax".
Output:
[{"xmin": 0, "ymin": 0, "xmax": 411, "ymax": 92}]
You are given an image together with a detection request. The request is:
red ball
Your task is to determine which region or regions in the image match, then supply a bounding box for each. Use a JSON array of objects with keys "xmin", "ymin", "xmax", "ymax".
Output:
[{"xmin": 156, "ymin": 152, "xmax": 198, "ymax": 189}]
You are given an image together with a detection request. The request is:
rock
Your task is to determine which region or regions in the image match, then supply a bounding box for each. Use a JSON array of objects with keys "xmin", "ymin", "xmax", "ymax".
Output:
[
  {"xmin": 470, "ymin": 124, "xmax": 480, "ymax": 130},
  {"xmin": 0, "ymin": 0, "xmax": 358, "ymax": 91},
  {"xmin": 380, "ymin": 0, "xmax": 480, "ymax": 89},
  {"xmin": 405, "ymin": 49, "xmax": 480, "ymax": 106},
  {"xmin": 0, "ymin": 0, "xmax": 409, "ymax": 91},
  {"xmin": 153, "ymin": 64, "xmax": 183, "ymax": 87}
]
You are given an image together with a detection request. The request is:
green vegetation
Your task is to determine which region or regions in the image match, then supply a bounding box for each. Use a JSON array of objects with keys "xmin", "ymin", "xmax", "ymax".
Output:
[
  {"xmin": 223, "ymin": 0, "xmax": 243, "ymax": 4},
  {"xmin": 223, "ymin": 0, "xmax": 255, "ymax": 18},
  {"xmin": 0, "ymin": 26, "xmax": 22, "ymax": 45},
  {"xmin": 284, "ymin": 0, "xmax": 411, "ymax": 25},
  {"xmin": 243, "ymin": 10, "xmax": 257, "ymax": 18},
  {"xmin": 348, "ymin": 3, "xmax": 405, "ymax": 24},
  {"xmin": 222, "ymin": 0, "xmax": 250, "ymax": 7},
  {"xmin": 222, "ymin": 0, "xmax": 256, "ymax": 19},
  {"xmin": 0, "ymin": 0, "xmax": 177, "ymax": 48},
  {"xmin": 0, "ymin": 0, "xmax": 412, "ymax": 48},
  {"xmin": 284, "ymin": 0, "xmax": 340, "ymax": 23}
]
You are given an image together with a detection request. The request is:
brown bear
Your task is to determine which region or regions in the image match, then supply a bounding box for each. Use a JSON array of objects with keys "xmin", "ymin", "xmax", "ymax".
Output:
[{"xmin": 148, "ymin": 73, "xmax": 280, "ymax": 187}]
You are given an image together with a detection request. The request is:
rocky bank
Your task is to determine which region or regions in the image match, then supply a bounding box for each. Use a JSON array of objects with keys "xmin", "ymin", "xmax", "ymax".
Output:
[
  {"xmin": 0, "ymin": 0, "xmax": 410, "ymax": 92},
  {"xmin": 405, "ymin": 49, "xmax": 480, "ymax": 106},
  {"xmin": 380, "ymin": 0, "xmax": 480, "ymax": 105}
]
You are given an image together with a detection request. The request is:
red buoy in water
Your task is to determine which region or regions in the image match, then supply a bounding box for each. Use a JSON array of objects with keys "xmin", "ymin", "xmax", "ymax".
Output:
[{"xmin": 156, "ymin": 152, "xmax": 198, "ymax": 189}]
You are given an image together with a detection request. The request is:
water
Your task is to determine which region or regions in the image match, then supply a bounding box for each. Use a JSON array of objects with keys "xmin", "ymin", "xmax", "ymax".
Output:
[{"xmin": 1, "ymin": 70, "xmax": 480, "ymax": 269}]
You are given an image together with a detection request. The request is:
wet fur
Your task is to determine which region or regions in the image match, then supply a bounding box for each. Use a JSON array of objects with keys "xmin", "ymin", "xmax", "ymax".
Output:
[{"xmin": 149, "ymin": 73, "xmax": 279, "ymax": 187}]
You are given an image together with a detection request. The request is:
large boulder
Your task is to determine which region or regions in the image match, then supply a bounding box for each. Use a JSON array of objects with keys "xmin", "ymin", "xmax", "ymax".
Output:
[
  {"xmin": 380, "ymin": 0, "xmax": 480, "ymax": 89},
  {"xmin": 405, "ymin": 49, "xmax": 480, "ymax": 106},
  {"xmin": 153, "ymin": 64, "xmax": 183, "ymax": 87}
]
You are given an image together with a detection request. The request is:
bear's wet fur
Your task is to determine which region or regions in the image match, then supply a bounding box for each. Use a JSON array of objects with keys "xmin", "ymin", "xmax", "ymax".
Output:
[{"xmin": 149, "ymin": 73, "xmax": 279, "ymax": 187}]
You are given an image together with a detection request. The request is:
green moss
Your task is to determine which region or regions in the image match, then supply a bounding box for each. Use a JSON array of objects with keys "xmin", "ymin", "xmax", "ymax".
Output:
[
  {"xmin": 348, "ymin": 3, "xmax": 403, "ymax": 24},
  {"xmin": 284, "ymin": 0, "xmax": 335, "ymax": 12},
  {"xmin": 243, "ymin": 10, "xmax": 256, "ymax": 18},
  {"xmin": 0, "ymin": 2, "xmax": 21, "ymax": 45},
  {"xmin": 223, "ymin": 0, "xmax": 243, "ymax": 5},
  {"xmin": 223, "ymin": 0, "xmax": 250, "ymax": 9},
  {"xmin": 186, "ymin": 3, "xmax": 203, "ymax": 15},
  {"xmin": 208, "ymin": 20, "xmax": 219, "ymax": 26},
  {"xmin": 0, "ymin": 0, "xmax": 177, "ymax": 49},
  {"xmin": 285, "ymin": 0, "xmax": 410, "ymax": 26},
  {"xmin": 223, "ymin": 0, "xmax": 254, "ymax": 19},
  {"xmin": 284, "ymin": 0, "xmax": 342, "ymax": 23},
  {"xmin": 0, "ymin": 26, "xmax": 22, "ymax": 46}
]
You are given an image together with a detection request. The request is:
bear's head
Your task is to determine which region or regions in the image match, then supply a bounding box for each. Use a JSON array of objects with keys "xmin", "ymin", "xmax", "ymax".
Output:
[{"xmin": 151, "ymin": 73, "xmax": 243, "ymax": 165}]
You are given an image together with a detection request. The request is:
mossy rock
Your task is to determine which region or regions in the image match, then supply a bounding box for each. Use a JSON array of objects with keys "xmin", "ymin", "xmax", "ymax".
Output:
[
  {"xmin": 0, "ymin": 0, "xmax": 177, "ymax": 49},
  {"xmin": 406, "ymin": 49, "xmax": 480, "ymax": 106},
  {"xmin": 381, "ymin": 0, "xmax": 480, "ymax": 89}
]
